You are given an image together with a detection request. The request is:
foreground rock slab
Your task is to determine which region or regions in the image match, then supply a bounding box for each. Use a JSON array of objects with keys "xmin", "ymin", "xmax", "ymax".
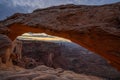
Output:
[{"xmin": 0, "ymin": 65, "xmax": 106, "ymax": 80}]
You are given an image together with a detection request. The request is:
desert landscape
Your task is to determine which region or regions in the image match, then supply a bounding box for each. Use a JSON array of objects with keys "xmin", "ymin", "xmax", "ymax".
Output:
[{"xmin": 0, "ymin": 1, "xmax": 120, "ymax": 80}]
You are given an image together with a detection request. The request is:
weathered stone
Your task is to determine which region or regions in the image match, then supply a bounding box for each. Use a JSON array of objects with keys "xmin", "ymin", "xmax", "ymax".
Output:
[
  {"xmin": 0, "ymin": 34, "xmax": 12, "ymax": 64},
  {"xmin": 0, "ymin": 65, "xmax": 106, "ymax": 80}
]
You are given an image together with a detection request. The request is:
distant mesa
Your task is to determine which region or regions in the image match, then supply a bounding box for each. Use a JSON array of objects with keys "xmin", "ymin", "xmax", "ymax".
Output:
[{"xmin": 17, "ymin": 32, "xmax": 71, "ymax": 42}]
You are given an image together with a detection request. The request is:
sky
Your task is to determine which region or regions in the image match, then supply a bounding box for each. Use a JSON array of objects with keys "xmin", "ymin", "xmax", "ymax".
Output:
[{"xmin": 0, "ymin": 0, "xmax": 120, "ymax": 20}]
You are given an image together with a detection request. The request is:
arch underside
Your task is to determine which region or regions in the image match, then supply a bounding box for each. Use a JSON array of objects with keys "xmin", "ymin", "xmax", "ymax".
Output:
[{"xmin": 8, "ymin": 23, "xmax": 120, "ymax": 70}]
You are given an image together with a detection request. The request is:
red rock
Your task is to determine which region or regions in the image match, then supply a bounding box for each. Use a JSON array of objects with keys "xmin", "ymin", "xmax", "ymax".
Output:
[{"xmin": 0, "ymin": 2, "xmax": 120, "ymax": 79}]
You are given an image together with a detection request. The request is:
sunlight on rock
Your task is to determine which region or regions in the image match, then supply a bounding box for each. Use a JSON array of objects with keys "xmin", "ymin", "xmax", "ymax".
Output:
[{"xmin": 17, "ymin": 32, "xmax": 71, "ymax": 42}]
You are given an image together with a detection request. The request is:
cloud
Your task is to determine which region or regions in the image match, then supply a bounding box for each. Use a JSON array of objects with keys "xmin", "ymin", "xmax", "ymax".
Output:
[{"xmin": 0, "ymin": 0, "xmax": 120, "ymax": 20}]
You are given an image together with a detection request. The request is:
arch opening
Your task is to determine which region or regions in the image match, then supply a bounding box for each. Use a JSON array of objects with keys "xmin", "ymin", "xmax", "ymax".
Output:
[
  {"xmin": 11, "ymin": 32, "xmax": 120, "ymax": 78},
  {"xmin": 8, "ymin": 23, "xmax": 120, "ymax": 71}
]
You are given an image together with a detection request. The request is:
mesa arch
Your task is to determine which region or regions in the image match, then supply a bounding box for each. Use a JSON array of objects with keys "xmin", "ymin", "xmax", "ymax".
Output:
[{"xmin": 7, "ymin": 23, "xmax": 120, "ymax": 70}]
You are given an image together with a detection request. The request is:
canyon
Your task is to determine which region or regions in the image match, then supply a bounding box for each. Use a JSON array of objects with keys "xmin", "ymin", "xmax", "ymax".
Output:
[
  {"xmin": 0, "ymin": 2, "xmax": 120, "ymax": 80},
  {"xmin": 0, "ymin": 2, "xmax": 120, "ymax": 70}
]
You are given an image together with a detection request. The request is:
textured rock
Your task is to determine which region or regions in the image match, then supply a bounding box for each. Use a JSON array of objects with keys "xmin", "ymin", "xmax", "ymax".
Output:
[
  {"xmin": 0, "ymin": 2, "xmax": 120, "ymax": 70},
  {"xmin": 0, "ymin": 34, "xmax": 12, "ymax": 49},
  {"xmin": 0, "ymin": 34, "xmax": 12, "ymax": 64},
  {"xmin": 0, "ymin": 27, "xmax": 10, "ymax": 34},
  {"xmin": 0, "ymin": 65, "xmax": 106, "ymax": 80},
  {"xmin": 0, "ymin": 34, "xmax": 13, "ymax": 72},
  {"xmin": 11, "ymin": 33, "xmax": 120, "ymax": 79}
]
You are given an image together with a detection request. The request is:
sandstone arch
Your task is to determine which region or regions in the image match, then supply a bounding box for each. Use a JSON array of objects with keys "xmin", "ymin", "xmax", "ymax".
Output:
[
  {"xmin": 7, "ymin": 23, "xmax": 120, "ymax": 70},
  {"xmin": 0, "ymin": 2, "xmax": 120, "ymax": 70}
]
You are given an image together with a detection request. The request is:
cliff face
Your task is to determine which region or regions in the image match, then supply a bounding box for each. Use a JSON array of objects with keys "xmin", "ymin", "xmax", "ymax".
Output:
[
  {"xmin": 12, "ymin": 33, "xmax": 70, "ymax": 69},
  {"xmin": 0, "ymin": 2, "xmax": 120, "ymax": 70}
]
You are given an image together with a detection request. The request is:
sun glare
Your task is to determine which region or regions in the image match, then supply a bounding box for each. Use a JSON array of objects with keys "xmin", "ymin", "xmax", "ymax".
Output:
[{"xmin": 17, "ymin": 32, "xmax": 72, "ymax": 42}]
